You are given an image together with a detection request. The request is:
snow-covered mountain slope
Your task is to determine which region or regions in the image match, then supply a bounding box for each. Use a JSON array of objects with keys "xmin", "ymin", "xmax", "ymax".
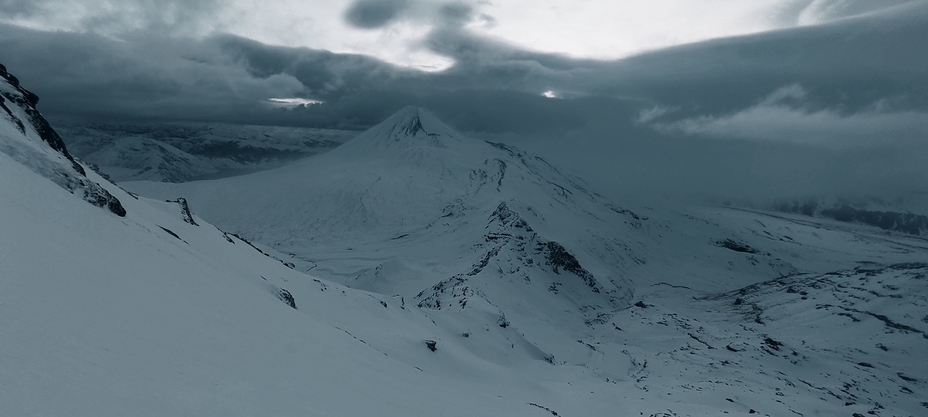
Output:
[
  {"xmin": 9, "ymin": 158, "xmax": 928, "ymax": 417},
  {"xmin": 77, "ymin": 135, "xmax": 206, "ymax": 183},
  {"xmin": 5, "ymin": 69, "xmax": 928, "ymax": 415},
  {"xmin": 0, "ymin": 63, "xmax": 124, "ymax": 216},
  {"xmin": 1, "ymin": 69, "xmax": 628, "ymax": 417},
  {"xmin": 598, "ymin": 262, "xmax": 928, "ymax": 417},
  {"xmin": 128, "ymin": 107, "xmax": 655, "ymax": 363},
  {"xmin": 59, "ymin": 122, "xmax": 354, "ymax": 182},
  {"xmin": 126, "ymin": 107, "xmax": 928, "ymax": 375},
  {"xmin": 0, "ymin": 148, "xmax": 570, "ymax": 417},
  {"xmin": 126, "ymin": 107, "xmax": 928, "ymax": 288}
]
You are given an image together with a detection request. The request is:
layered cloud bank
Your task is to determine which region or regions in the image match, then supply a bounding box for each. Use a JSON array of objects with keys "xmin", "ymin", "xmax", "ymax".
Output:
[{"xmin": 1, "ymin": 0, "xmax": 925, "ymax": 206}]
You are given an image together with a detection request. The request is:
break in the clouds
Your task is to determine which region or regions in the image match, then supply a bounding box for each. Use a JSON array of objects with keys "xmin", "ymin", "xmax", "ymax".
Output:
[{"xmin": 796, "ymin": 0, "xmax": 917, "ymax": 25}]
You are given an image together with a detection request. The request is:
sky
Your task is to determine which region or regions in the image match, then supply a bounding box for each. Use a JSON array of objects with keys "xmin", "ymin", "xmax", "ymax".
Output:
[
  {"xmin": 0, "ymin": 0, "xmax": 926, "ymax": 206},
  {"xmin": 2, "ymin": 0, "xmax": 905, "ymax": 69}
]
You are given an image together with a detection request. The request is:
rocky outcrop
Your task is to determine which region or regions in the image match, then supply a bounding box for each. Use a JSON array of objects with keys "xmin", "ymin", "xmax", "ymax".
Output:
[
  {"xmin": 716, "ymin": 239, "xmax": 761, "ymax": 254},
  {"xmin": 277, "ymin": 288, "xmax": 297, "ymax": 309},
  {"xmin": 416, "ymin": 201, "xmax": 617, "ymax": 317},
  {"xmin": 0, "ymin": 64, "xmax": 80, "ymax": 172},
  {"xmin": 543, "ymin": 241, "xmax": 600, "ymax": 292},
  {"xmin": 0, "ymin": 63, "xmax": 125, "ymax": 216},
  {"xmin": 172, "ymin": 198, "xmax": 199, "ymax": 226}
]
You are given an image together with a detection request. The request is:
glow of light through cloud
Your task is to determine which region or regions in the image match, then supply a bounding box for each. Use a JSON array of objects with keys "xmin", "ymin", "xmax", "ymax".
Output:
[{"xmin": 267, "ymin": 98, "xmax": 323, "ymax": 108}]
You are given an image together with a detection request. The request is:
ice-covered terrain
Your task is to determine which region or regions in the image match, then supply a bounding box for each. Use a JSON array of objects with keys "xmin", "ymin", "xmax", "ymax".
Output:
[
  {"xmin": 58, "ymin": 122, "xmax": 355, "ymax": 182},
  {"xmin": 1, "ymin": 129, "xmax": 592, "ymax": 417},
  {"xmin": 126, "ymin": 107, "xmax": 928, "ymax": 415},
  {"xmin": 1, "ymin": 62, "xmax": 643, "ymax": 417},
  {"xmin": 3, "ymin": 61, "xmax": 927, "ymax": 416}
]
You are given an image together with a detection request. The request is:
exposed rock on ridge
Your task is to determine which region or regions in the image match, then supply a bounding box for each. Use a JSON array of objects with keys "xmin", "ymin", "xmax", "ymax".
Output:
[{"xmin": 0, "ymin": 63, "xmax": 125, "ymax": 216}]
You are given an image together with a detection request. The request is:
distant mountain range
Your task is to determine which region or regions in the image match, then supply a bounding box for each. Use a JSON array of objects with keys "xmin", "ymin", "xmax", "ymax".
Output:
[
  {"xmin": 58, "ymin": 122, "xmax": 355, "ymax": 182},
  {"xmin": 768, "ymin": 197, "xmax": 928, "ymax": 236}
]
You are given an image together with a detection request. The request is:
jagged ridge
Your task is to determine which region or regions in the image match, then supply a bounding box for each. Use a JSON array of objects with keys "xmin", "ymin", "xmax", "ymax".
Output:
[
  {"xmin": 415, "ymin": 202, "xmax": 621, "ymax": 322},
  {"xmin": 0, "ymin": 63, "xmax": 125, "ymax": 216}
]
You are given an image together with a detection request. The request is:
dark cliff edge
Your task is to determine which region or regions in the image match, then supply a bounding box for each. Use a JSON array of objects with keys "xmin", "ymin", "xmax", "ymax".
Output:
[{"xmin": 0, "ymin": 63, "xmax": 125, "ymax": 216}]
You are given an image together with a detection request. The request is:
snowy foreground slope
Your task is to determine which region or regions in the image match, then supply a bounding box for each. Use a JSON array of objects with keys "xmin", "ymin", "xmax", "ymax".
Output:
[
  {"xmin": 2, "ymin": 67, "xmax": 642, "ymax": 416},
  {"xmin": 126, "ymin": 107, "xmax": 928, "ymax": 415},
  {"xmin": 1, "ymin": 153, "xmax": 591, "ymax": 416}
]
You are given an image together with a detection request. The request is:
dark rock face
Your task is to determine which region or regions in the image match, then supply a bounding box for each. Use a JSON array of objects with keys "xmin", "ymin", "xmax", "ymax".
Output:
[
  {"xmin": 158, "ymin": 226, "xmax": 183, "ymax": 241},
  {"xmin": 544, "ymin": 241, "xmax": 600, "ymax": 293},
  {"xmin": 82, "ymin": 182, "xmax": 127, "ymax": 217},
  {"xmin": 716, "ymin": 239, "xmax": 761, "ymax": 254},
  {"xmin": 173, "ymin": 198, "xmax": 199, "ymax": 226},
  {"xmin": 416, "ymin": 200, "xmax": 618, "ymax": 321},
  {"xmin": 416, "ymin": 276, "xmax": 473, "ymax": 309},
  {"xmin": 0, "ymin": 63, "xmax": 126, "ymax": 217},
  {"xmin": 395, "ymin": 112, "xmax": 425, "ymax": 139},
  {"xmin": 277, "ymin": 288, "xmax": 297, "ymax": 309},
  {"xmin": 0, "ymin": 63, "xmax": 83, "ymax": 174}
]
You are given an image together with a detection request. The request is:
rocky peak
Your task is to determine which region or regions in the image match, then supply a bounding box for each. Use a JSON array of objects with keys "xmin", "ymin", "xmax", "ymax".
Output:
[
  {"xmin": 0, "ymin": 64, "xmax": 80, "ymax": 172},
  {"xmin": 337, "ymin": 106, "xmax": 464, "ymax": 154},
  {"xmin": 390, "ymin": 106, "xmax": 427, "ymax": 139},
  {"xmin": 0, "ymin": 62, "xmax": 125, "ymax": 216}
]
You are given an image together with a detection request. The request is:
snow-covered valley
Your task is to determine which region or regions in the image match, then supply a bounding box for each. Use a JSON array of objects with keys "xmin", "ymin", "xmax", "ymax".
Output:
[{"xmin": 3, "ymin": 61, "xmax": 927, "ymax": 417}]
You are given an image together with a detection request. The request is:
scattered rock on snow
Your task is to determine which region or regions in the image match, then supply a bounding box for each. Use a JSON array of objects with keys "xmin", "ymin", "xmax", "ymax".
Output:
[{"xmin": 277, "ymin": 288, "xmax": 297, "ymax": 309}]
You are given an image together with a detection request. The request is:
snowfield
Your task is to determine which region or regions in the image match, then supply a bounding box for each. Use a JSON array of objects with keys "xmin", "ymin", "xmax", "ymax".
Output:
[
  {"xmin": 3, "ymin": 66, "xmax": 927, "ymax": 416},
  {"xmin": 125, "ymin": 107, "xmax": 928, "ymax": 416}
]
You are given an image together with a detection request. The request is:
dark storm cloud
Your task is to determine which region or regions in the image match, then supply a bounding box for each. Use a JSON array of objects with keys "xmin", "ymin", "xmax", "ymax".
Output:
[
  {"xmin": 439, "ymin": 2, "xmax": 475, "ymax": 25},
  {"xmin": 344, "ymin": 0, "xmax": 411, "ymax": 29},
  {"xmin": 90, "ymin": 0, "xmax": 222, "ymax": 34},
  {"xmin": 0, "ymin": 0, "xmax": 222, "ymax": 34},
  {"xmin": 212, "ymin": 35, "xmax": 393, "ymax": 96},
  {"xmin": 652, "ymin": 84, "xmax": 928, "ymax": 148},
  {"xmin": 0, "ymin": 0, "xmax": 40, "ymax": 16},
  {"xmin": 343, "ymin": 0, "xmax": 481, "ymax": 29},
  {"xmin": 0, "ymin": 25, "xmax": 307, "ymax": 125},
  {"xmin": 5, "ymin": 1, "xmax": 926, "ymax": 132},
  {"xmin": 2, "ymin": 1, "xmax": 927, "ymax": 209}
]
